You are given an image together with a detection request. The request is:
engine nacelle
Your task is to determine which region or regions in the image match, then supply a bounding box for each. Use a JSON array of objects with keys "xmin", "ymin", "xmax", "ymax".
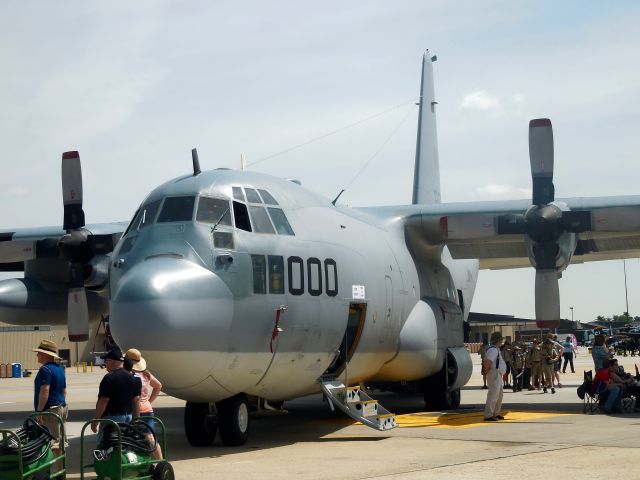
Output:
[
  {"xmin": 374, "ymin": 298, "xmax": 465, "ymax": 381},
  {"xmin": 84, "ymin": 254, "xmax": 111, "ymax": 289},
  {"xmin": 0, "ymin": 277, "xmax": 107, "ymax": 326}
]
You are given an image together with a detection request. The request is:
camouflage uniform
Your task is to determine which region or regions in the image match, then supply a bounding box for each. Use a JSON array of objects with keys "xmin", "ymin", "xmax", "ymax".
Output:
[
  {"xmin": 527, "ymin": 342, "xmax": 543, "ymax": 390},
  {"xmin": 511, "ymin": 347, "xmax": 524, "ymax": 391}
]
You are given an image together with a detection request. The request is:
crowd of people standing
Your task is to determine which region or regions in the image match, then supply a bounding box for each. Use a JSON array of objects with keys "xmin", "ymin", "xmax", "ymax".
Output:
[{"xmin": 480, "ymin": 332, "xmax": 574, "ymax": 395}]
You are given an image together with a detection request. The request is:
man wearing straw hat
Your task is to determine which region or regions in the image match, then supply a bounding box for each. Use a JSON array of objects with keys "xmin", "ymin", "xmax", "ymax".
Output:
[{"xmin": 33, "ymin": 339, "xmax": 68, "ymax": 458}]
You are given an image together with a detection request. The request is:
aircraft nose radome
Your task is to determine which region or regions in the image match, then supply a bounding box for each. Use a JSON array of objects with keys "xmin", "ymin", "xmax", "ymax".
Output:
[{"xmin": 109, "ymin": 258, "xmax": 234, "ymax": 388}]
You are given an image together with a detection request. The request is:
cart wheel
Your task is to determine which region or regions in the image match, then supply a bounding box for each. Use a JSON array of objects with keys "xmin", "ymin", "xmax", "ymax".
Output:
[
  {"xmin": 217, "ymin": 394, "xmax": 250, "ymax": 446},
  {"xmin": 152, "ymin": 461, "xmax": 174, "ymax": 480},
  {"xmin": 184, "ymin": 401, "xmax": 217, "ymax": 446},
  {"xmin": 31, "ymin": 471, "xmax": 50, "ymax": 480}
]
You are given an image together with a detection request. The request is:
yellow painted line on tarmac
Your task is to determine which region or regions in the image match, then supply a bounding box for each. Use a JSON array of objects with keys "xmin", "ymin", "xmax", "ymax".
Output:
[
  {"xmin": 393, "ymin": 410, "xmax": 578, "ymax": 429},
  {"xmin": 315, "ymin": 410, "xmax": 578, "ymax": 430}
]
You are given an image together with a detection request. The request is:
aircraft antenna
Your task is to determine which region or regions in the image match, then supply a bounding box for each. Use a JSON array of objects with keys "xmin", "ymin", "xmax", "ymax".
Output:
[
  {"xmin": 247, "ymin": 99, "xmax": 416, "ymax": 167},
  {"xmin": 191, "ymin": 148, "xmax": 201, "ymax": 176},
  {"xmin": 331, "ymin": 189, "xmax": 345, "ymax": 206},
  {"xmin": 333, "ymin": 104, "xmax": 415, "ymax": 205},
  {"xmin": 241, "ymin": 153, "xmax": 246, "ymax": 171}
]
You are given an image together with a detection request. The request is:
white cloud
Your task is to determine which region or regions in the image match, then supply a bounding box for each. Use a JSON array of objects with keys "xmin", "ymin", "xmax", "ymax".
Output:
[
  {"xmin": 470, "ymin": 183, "xmax": 531, "ymax": 200},
  {"xmin": 460, "ymin": 91, "xmax": 501, "ymax": 111}
]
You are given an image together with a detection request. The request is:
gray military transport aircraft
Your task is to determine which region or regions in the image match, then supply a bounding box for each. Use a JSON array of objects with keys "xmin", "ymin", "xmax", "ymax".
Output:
[{"xmin": 2, "ymin": 51, "xmax": 640, "ymax": 446}]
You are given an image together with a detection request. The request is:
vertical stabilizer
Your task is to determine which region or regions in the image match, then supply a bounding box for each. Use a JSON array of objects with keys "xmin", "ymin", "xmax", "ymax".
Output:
[{"xmin": 412, "ymin": 51, "xmax": 441, "ymax": 205}]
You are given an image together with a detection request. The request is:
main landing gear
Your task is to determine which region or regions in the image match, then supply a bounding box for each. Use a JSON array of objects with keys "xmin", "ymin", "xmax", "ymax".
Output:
[
  {"xmin": 184, "ymin": 394, "xmax": 251, "ymax": 447},
  {"xmin": 423, "ymin": 356, "xmax": 461, "ymax": 410}
]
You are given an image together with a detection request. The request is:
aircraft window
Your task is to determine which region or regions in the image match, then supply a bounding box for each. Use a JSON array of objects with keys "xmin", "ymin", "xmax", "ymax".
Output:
[
  {"xmin": 268, "ymin": 255, "xmax": 285, "ymax": 294},
  {"xmin": 267, "ymin": 208, "xmax": 294, "ymax": 235},
  {"xmin": 196, "ymin": 197, "xmax": 231, "ymax": 226},
  {"xmin": 324, "ymin": 259, "xmax": 338, "ymax": 297},
  {"xmin": 140, "ymin": 200, "xmax": 162, "ymax": 228},
  {"xmin": 244, "ymin": 188, "xmax": 262, "ymax": 204},
  {"xmin": 232, "ymin": 187, "xmax": 245, "ymax": 202},
  {"xmin": 158, "ymin": 196, "xmax": 195, "ymax": 223},
  {"xmin": 213, "ymin": 232, "xmax": 234, "ymax": 249},
  {"xmin": 249, "ymin": 206, "xmax": 276, "ymax": 234},
  {"xmin": 251, "ymin": 255, "xmax": 266, "ymax": 294},
  {"xmin": 288, "ymin": 256, "xmax": 304, "ymax": 295},
  {"xmin": 123, "ymin": 208, "xmax": 139, "ymax": 237},
  {"xmin": 129, "ymin": 199, "xmax": 161, "ymax": 232},
  {"xmin": 119, "ymin": 235, "xmax": 137, "ymax": 254},
  {"xmin": 258, "ymin": 189, "xmax": 279, "ymax": 205},
  {"xmin": 307, "ymin": 258, "xmax": 322, "ymax": 296},
  {"xmin": 233, "ymin": 201, "xmax": 252, "ymax": 232}
]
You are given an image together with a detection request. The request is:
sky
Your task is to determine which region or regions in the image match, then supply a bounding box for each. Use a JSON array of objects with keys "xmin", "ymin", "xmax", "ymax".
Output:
[{"xmin": 1, "ymin": 1, "xmax": 639, "ymax": 323}]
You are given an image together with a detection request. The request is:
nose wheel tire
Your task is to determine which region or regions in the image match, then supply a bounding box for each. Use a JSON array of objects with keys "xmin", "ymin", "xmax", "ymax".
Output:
[
  {"xmin": 217, "ymin": 394, "xmax": 250, "ymax": 446},
  {"xmin": 184, "ymin": 401, "xmax": 218, "ymax": 446}
]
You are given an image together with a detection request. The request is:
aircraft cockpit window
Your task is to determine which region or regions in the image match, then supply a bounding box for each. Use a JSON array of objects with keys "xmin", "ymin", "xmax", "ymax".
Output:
[
  {"xmin": 249, "ymin": 206, "xmax": 276, "ymax": 234},
  {"xmin": 267, "ymin": 208, "xmax": 294, "ymax": 235},
  {"xmin": 232, "ymin": 187, "xmax": 245, "ymax": 202},
  {"xmin": 128, "ymin": 199, "xmax": 162, "ymax": 233},
  {"xmin": 251, "ymin": 255, "xmax": 267, "ymax": 294},
  {"xmin": 196, "ymin": 197, "xmax": 231, "ymax": 226},
  {"xmin": 258, "ymin": 189, "xmax": 279, "ymax": 205},
  {"xmin": 244, "ymin": 188, "xmax": 262, "ymax": 203},
  {"xmin": 158, "ymin": 196, "xmax": 195, "ymax": 223},
  {"xmin": 233, "ymin": 201, "xmax": 252, "ymax": 232}
]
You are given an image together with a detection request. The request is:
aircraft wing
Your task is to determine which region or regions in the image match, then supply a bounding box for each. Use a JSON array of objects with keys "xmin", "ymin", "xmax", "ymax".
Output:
[
  {"xmin": 0, "ymin": 223, "xmax": 127, "ymax": 271},
  {"xmin": 363, "ymin": 194, "xmax": 640, "ymax": 270}
]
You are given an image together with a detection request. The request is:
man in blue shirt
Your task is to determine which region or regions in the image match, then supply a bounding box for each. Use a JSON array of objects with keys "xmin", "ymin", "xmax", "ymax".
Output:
[{"xmin": 33, "ymin": 339, "xmax": 67, "ymax": 458}]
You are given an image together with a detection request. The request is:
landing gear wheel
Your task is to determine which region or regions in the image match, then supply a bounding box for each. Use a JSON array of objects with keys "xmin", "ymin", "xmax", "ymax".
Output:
[
  {"xmin": 152, "ymin": 461, "xmax": 175, "ymax": 480},
  {"xmin": 31, "ymin": 472, "xmax": 50, "ymax": 480},
  {"xmin": 184, "ymin": 401, "xmax": 217, "ymax": 446},
  {"xmin": 423, "ymin": 359, "xmax": 461, "ymax": 410},
  {"xmin": 217, "ymin": 394, "xmax": 250, "ymax": 446}
]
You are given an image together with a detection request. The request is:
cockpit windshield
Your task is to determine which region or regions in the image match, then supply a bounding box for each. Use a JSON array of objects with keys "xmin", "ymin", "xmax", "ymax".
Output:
[
  {"xmin": 196, "ymin": 197, "xmax": 232, "ymax": 226},
  {"xmin": 158, "ymin": 196, "xmax": 195, "ymax": 223}
]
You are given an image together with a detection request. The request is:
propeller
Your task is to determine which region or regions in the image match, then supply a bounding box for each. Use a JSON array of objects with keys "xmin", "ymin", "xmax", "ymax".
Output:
[
  {"xmin": 497, "ymin": 119, "xmax": 591, "ymax": 325},
  {"xmin": 0, "ymin": 151, "xmax": 118, "ymax": 341},
  {"xmin": 61, "ymin": 151, "xmax": 90, "ymax": 341}
]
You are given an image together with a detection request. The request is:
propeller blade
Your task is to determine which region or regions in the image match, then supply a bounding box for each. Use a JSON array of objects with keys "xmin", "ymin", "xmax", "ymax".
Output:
[
  {"xmin": 62, "ymin": 151, "xmax": 85, "ymax": 231},
  {"xmin": 68, "ymin": 287, "xmax": 89, "ymax": 341},
  {"xmin": 535, "ymin": 269, "xmax": 560, "ymax": 321},
  {"xmin": 529, "ymin": 119, "xmax": 554, "ymax": 205},
  {"xmin": 68, "ymin": 261, "xmax": 89, "ymax": 341}
]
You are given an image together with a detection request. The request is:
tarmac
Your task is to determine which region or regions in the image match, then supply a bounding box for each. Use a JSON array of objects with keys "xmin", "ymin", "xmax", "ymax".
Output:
[{"xmin": 2, "ymin": 347, "xmax": 640, "ymax": 479}]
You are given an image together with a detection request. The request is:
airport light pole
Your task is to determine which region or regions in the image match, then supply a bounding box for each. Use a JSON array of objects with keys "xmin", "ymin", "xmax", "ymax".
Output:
[
  {"xmin": 623, "ymin": 260, "xmax": 629, "ymax": 317},
  {"xmin": 570, "ymin": 306, "xmax": 574, "ymax": 328}
]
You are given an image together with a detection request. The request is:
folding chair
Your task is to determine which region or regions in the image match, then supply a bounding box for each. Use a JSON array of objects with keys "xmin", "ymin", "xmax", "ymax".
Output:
[{"xmin": 581, "ymin": 370, "xmax": 604, "ymax": 414}]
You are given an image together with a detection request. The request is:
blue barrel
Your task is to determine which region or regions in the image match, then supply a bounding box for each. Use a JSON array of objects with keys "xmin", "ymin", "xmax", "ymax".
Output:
[{"xmin": 11, "ymin": 363, "xmax": 21, "ymax": 378}]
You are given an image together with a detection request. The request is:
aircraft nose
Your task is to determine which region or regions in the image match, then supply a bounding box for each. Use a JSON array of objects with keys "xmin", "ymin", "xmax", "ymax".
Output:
[{"xmin": 109, "ymin": 257, "xmax": 234, "ymax": 390}]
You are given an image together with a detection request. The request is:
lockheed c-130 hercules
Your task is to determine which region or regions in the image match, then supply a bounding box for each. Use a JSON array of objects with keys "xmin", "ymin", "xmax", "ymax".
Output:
[{"xmin": 1, "ymin": 51, "xmax": 640, "ymax": 446}]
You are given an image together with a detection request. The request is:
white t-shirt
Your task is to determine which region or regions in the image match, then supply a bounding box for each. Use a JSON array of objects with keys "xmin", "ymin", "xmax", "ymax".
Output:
[{"xmin": 486, "ymin": 346, "xmax": 507, "ymax": 375}]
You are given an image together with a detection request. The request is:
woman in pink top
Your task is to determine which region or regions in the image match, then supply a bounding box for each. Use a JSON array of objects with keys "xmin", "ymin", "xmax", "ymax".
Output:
[{"xmin": 126, "ymin": 348, "xmax": 163, "ymax": 460}]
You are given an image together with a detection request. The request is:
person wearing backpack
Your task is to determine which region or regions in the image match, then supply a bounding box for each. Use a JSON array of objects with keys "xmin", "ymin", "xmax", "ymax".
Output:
[{"xmin": 483, "ymin": 331, "xmax": 507, "ymax": 421}]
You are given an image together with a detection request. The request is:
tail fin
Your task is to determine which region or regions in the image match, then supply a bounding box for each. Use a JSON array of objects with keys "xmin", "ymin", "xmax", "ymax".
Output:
[{"xmin": 412, "ymin": 50, "xmax": 441, "ymax": 205}]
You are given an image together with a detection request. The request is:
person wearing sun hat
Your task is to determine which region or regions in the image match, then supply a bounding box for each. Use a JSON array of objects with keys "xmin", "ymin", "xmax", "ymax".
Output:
[
  {"xmin": 125, "ymin": 348, "xmax": 163, "ymax": 460},
  {"xmin": 33, "ymin": 339, "xmax": 68, "ymax": 459},
  {"xmin": 483, "ymin": 331, "xmax": 507, "ymax": 421}
]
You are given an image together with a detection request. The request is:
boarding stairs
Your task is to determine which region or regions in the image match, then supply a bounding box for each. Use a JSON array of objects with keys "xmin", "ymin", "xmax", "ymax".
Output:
[{"xmin": 319, "ymin": 377, "xmax": 397, "ymax": 431}]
